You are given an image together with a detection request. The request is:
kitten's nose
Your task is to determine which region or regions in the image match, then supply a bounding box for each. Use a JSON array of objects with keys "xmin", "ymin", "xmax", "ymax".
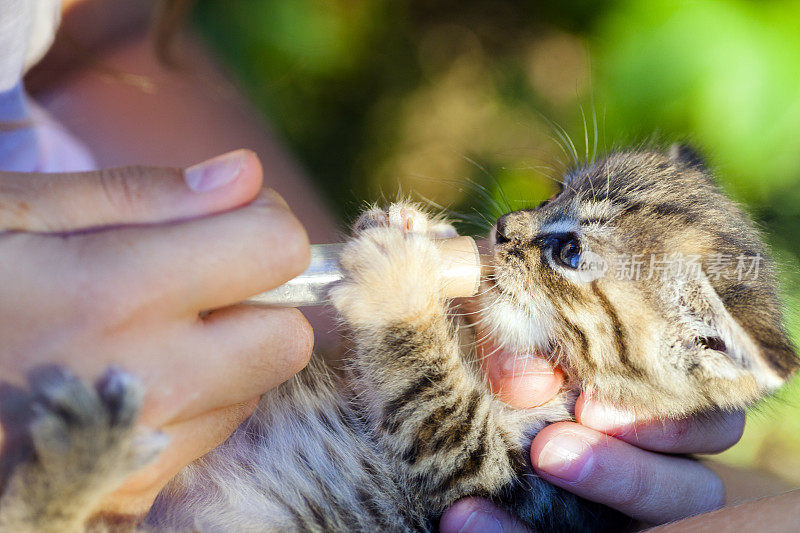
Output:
[{"xmin": 495, "ymin": 214, "xmax": 511, "ymax": 244}]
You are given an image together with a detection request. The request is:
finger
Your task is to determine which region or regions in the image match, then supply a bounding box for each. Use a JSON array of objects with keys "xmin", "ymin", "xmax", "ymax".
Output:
[
  {"xmin": 576, "ymin": 395, "xmax": 745, "ymax": 454},
  {"xmin": 441, "ymin": 498, "xmax": 535, "ymax": 533},
  {"xmin": 144, "ymin": 305, "xmax": 313, "ymax": 424},
  {"xmin": 531, "ymin": 422, "xmax": 725, "ymax": 524},
  {"xmin": 0, "ymin": 149, "xmax": 262, "ymax": 231},
  {"xmin": 475, "ymin": 333, "xmax": 563, "ymax": 408},
  {"xmin": 463, "ymin": 299, "xmax": 563, "ymax": 408},
  {"xmin": 483, "ymin": 350, "xmax": 565, "ymax": 408},
  {"xmin": 102, "ymin": 397, "xmax": 260, "ymax": 515},
  {"xmin": 72, "ymin": 188, "xmax": 310, "ymax": 314}
]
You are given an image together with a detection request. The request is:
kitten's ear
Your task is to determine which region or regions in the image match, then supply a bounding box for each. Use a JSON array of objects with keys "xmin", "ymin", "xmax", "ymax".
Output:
[
  {"xmin": 668, "ymin": 143, "xmax": 707, "ymax": 171},
  {"xmin": 672, "ymin": 273, "xmax": 797, "ymax": 394}
]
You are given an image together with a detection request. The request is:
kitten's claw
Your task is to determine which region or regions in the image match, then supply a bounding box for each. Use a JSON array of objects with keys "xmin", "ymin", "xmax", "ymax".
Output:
[
  {"xmin": 353, "ymin": 206, "xmax": 390, "ymax": 232},
  {"xmin": 353, "ymin": 202, "xmax": 457, "ymax": 239}
]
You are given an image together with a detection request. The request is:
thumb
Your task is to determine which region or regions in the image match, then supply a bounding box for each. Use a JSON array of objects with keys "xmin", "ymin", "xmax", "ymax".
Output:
[{"xmin": 0, "ymin": 149, "xmax": 263, "ymax": 232}]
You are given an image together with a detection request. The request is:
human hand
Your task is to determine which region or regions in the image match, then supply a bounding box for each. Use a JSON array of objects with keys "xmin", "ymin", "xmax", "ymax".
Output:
[
  {"xmin": 0, "ymin": 150, "xmax": 313, "ymax": 514},
  {"xmin": 441, "ymin": 331, "xmax": 743, "ymax": 532}
]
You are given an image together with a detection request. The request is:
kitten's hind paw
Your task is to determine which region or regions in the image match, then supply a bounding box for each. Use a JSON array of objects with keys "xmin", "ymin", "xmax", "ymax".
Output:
[
  {"xmin": 33, "ymin": 367, "xmax": 165, "ymax": 475},
  {"xmin": 0, "ymin": 367, "xmax": 167, "ymax": 531}
]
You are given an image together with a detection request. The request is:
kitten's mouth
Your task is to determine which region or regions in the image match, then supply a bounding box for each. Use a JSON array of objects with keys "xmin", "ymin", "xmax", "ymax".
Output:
[
  {"xmin": 469, "ymin": 251, "xmax": 563, "ymax": 377},
  {"xmin": 466, "ymin": 289, "xmax": 560, "ymax": 376}
]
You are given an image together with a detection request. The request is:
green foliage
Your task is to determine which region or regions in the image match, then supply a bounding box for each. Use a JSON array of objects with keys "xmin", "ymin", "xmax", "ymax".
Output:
[{"xmin": 595, "ymin": 0, "xmax": 800, "ymax": 204}]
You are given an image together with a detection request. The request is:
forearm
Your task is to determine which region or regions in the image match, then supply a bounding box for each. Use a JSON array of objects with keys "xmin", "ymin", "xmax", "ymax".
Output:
[{"xmin": 648, "ymin": 489, "xmax": 800, "ymax": 533}]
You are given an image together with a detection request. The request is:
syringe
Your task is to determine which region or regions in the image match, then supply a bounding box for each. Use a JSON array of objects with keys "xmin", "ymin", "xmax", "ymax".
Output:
[{"xmin": 246, "ymin": 236, "xmax": 483, "ymax": 307}]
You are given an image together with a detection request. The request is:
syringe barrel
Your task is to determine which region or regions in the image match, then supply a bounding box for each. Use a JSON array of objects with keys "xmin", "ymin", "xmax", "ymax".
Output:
[{"xmin": 246, "ymin": 236, "xmax": 482, "ymax": 307}]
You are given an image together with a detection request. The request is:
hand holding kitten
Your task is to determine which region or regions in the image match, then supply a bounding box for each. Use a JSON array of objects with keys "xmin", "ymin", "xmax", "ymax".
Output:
[
  {"xmin": 0, "ymin": 150, "xmax": 313, "ymax": 515},
  {"xmin": 442, "ymin": 342, "xmax": 742, "ymax": 532}
]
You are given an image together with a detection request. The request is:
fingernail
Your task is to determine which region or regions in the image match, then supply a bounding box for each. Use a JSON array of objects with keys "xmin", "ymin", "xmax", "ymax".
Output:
[
  {"xmin": 498, "ymin": 351, "xmax": 554, "ymax": 377},
  {"xmin": 458, "ymin": 509, "xmax": 504, "ymax": 533},
  {"xmin": 536, "ymin": 433, "xmax": 594, "ymax": 482},
  {"xmin": 184, "ymin": 150, "xmax": 246, "ymax": 192},
  {"xmin": 580, "ymin": 400, "xmax": 636, "ymax": 433}
]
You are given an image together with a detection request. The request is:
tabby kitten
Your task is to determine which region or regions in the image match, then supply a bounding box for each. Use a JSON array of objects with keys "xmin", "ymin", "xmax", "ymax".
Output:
[{"xmin": 0, "ymin": 145, "xmax": 796, "ymax": 532}]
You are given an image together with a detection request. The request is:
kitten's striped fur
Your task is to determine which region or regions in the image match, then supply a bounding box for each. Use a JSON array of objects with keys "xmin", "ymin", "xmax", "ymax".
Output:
[
  {"xmin": 1, "ymin": 146, "xmax": 796, "ymax": 532},
  {"xmin": 482, "ymin": 146, "xmax": 796, "ymax": 418}
]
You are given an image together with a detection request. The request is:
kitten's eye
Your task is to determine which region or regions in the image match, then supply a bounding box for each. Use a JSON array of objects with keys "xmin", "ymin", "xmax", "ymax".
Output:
[
  {"xmin": 544, "ymin": 234, "xmax": 581, "ymax": 269},
  {"xmin": 558, "ymin": 238, "xmax": 582, "ymax": 269}
]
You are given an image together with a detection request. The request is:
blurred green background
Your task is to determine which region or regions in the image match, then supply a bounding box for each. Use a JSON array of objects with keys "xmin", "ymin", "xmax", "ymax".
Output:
[{"xmin": 191, "ymin": 0, "xmax": 800, "ymax": 485}]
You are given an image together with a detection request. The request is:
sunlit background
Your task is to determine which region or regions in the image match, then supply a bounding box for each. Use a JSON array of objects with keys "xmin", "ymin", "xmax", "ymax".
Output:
[{"xmin": 191, "ymin": 0, "xmax": 800, "ymax": 485}]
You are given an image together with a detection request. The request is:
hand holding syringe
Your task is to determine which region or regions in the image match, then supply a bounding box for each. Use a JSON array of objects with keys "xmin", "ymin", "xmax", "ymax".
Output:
[{"xmin": 246, "ymin": 236, "xmax": 483, "ymax": 307}]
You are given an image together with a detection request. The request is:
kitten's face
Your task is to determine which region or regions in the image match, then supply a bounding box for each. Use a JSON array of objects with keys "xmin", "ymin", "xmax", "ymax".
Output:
[{"xmin": 479, "ymin": 147, "xmax": 798, "ymax": 417}]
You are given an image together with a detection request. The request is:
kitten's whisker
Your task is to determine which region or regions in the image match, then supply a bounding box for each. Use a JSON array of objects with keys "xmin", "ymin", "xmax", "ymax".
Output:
[
  {"xmin": 580, "ymin": 103, "xmax": 590, "ymax": 164},
  {"xmin": 404, "ymin": 173, "xmax": 506, "ymax": 218},
  {"xmin": 461, "ymin": 303, "xmax": 498, "ymax": 318},
  {"xmin": 579, "ymin": 104, "xmax": 598, "ymax": 203},
  {"xmin": 461, "ymin": 155, "xmax": 513, "ymax": 213},
  {"xmin": 447, "ymin": 211, "xmax": 494, "ymax": 232},
  {"xmin": 458, "ymin": 296, "xmax": 498, "ymax": 313},
  {"xmin": 474, "ymin": 341, "xmax": 506, "ymax": 365},
  {"xmin": 472, "ymin": 323, "xmax": 505, "ymax": 354},
  {"xmin": 601, "ymin": 103, "xmax": 608, "ymax": 155},
  {"xmin": 459, "ymin": 177, "xmax": 507, "ymax": 218},
  {"xmin": 545, "ymin": 116, "xmax": 580, "ymax": 169},
  {"xmin": 451, "ymin": 310, "xmax": 496, "ymax": 324},
  {"xmin": 451, "ymin": 304, "xmax": 497, "ymax": 324},
  {"xmin": 535, "ymin": 169, "xmax": 578, "ymax": 196},
  {"xmin": 513, "ymin": 163, "xmax": 564, "ymax": 186},
  {"xmin": 411, "ymin": 191, "xmax": 450, "ymax": 214},
  {"xmin": 472, "ymin": 324, "xmax": 504, "ymax": 346},
  {"xmin": 536, "ymin": 112, "xmax": 577, "ymax": 168},
  {"xmin": 591, "ymin": 91, "xmax": 599, "ymax": 164},
  {"xmin": 470, "ymin": 206, "xmax": 497, "ymax": 229},
  {"xmin": 544, "ymin": 132, "xmax": 575, "ymax": 171},
  {"xmin": 512, "ymin": 163, "xmax": 567, "ymax": 188},
  {"xmin": 469, "ymin": 285, "xmax": 499, "ymax": 299}
]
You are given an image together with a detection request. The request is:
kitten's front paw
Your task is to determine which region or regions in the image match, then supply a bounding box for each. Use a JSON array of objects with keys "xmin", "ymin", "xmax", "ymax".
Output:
[
  {"xmin": 354, "ymin": 202, "xmax": 457, "ymax": 239},
  {"xmin": 332, "ymin": 204, "xmax": 453, "ymax": 329}
]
